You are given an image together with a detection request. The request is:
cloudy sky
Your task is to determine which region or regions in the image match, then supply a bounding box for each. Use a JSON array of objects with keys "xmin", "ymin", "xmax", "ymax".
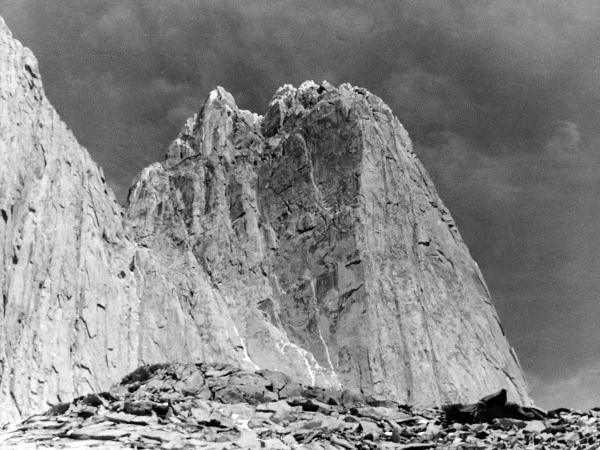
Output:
[{"xmin": 2, "ymin": 0, "xmax": 600, "ymax": 409}]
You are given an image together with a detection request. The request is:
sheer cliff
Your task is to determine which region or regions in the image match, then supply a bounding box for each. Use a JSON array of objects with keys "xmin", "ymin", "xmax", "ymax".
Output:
[{"xmin": 0, "ymin": 17, "xmax": 529, "ymax": 422}]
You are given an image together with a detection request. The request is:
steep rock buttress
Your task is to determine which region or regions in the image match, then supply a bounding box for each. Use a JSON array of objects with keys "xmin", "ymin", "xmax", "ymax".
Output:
[{"xmin": 0, "ymin": 17, "xmax": 529, "ymax": 422}]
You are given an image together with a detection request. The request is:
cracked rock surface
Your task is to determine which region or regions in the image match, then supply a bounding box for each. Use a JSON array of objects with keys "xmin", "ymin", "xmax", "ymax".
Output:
[
  {"xmin": 1, "ymin": 15, "xmax": 528, "ymax": 422},
  {"xmin": 1, "ymin": 363, "xmax": 596, "ymax": 449}
]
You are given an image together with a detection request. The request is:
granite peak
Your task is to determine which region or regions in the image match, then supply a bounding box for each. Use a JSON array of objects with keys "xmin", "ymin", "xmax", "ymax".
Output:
[{"xmin": 0, "ymin": 17, "xmax": 529, "ymax": 423}]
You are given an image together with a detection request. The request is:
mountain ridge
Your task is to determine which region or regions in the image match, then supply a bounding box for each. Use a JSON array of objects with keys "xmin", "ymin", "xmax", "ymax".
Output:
[{"xmin": 0, "ymin": 16, "xmax": 529, "ymax": 423}]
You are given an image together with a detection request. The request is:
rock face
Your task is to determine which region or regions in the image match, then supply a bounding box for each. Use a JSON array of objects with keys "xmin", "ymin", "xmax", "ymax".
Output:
[
  {"xmin": 0, "ymin": 17, "xmax": 143, "ymax": 422},
  {"xmin": 0, "ymin": 16, "xmax": 529, "ymax": 422}
]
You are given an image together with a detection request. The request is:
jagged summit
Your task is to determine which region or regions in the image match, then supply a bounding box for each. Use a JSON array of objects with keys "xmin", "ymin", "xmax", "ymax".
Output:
[
  {"xmin": 1, "ymin": 14, "xmax": 529, "ymax": 424},
  {"xmin": 160, "ymin": 80, "xmax": 405, "ymax": 178},
  {"xmin": 163, "ymin": 85, "xmax": 262, "ymax": 166},
  {"xmin": 261, "ymin": 80, "xmax": 390, "ymax": 138}
]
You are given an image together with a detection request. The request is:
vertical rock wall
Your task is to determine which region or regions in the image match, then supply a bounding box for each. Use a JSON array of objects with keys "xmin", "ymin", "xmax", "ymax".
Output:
[
  {"xmin": 255, "ymin": 82, "xmax": 528, "ymax": 405},
  {"xmin": 0, "ymin": 17, "xmax": 140, "ymax": 421}
]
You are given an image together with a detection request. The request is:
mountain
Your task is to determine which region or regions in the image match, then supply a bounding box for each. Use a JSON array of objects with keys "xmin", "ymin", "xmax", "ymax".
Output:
[{"xmin": 0, "ymin": 16, "xmax": 529, "ymax": 422}]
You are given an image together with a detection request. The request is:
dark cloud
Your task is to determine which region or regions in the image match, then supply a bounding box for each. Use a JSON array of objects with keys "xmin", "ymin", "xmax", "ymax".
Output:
[{"xmin": 2, "ymin": 0, "xmax": 600, "ymax": 408}]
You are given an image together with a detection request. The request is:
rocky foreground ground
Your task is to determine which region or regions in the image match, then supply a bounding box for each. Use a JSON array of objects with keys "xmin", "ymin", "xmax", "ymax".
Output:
[{"xmin": 0, "ymin": 364, "xmax": 598, "ymax": 449}]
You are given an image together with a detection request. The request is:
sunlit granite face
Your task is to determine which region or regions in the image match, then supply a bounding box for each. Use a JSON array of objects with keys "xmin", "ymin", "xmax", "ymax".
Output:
[{"xmin": 0, "ymin": 15, "xmax": 529, "ymax": 423}]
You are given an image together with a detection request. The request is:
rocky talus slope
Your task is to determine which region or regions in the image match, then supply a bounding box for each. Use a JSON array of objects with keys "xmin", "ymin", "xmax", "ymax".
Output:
[
  {"xmin": 0, "ymin": 363, "xmax": 596, "ymax": 450},
  {"xmin": 1, "ymin": 14, "xmax": 528, "ymax": 423}
]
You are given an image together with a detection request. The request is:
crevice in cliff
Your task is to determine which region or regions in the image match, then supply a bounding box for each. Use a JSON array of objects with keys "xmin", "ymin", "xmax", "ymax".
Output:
[
  {"xmin": 24, "ymin": 64, "xmax": 38, "ymax": 79},
  {"xmin": 10, "ymin": 390, "xmax": 22, "ymax": 418},
  {"xmin": 344, "ymin": 258, "xmax": 361, "ymax": 267},
  {"xmin": 76, "ymin": 316, "xmax": 94, "ymax": 340},
  {"xmin": 339, "ymin": 283, "xmax": 363, "ymax": 304}
]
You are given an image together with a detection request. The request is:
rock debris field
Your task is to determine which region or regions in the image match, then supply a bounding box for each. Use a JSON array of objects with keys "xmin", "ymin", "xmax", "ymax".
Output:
[{"xmin": 0, "ymin": 363, "xmax": 598, "ymax": 449}]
